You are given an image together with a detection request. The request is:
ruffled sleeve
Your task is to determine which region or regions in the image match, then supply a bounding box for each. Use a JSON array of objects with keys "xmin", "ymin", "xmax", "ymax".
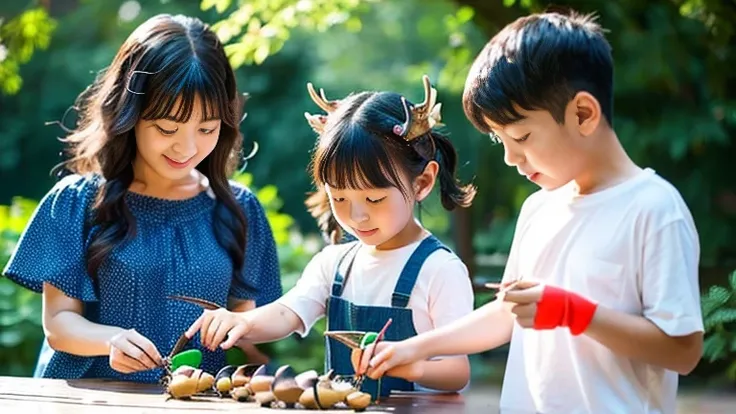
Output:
[
  {"xmin": 229, "ymin": 182, "xmax": 283, "ymax": 306},
  {"xmin": 3, "ymin": 174, "xmax": 99, "ymax": 302}
]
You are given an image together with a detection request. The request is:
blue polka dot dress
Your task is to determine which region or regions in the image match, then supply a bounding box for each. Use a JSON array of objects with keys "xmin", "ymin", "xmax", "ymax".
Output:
[{"xmin": 2, "ymin": 173, "xmax": 282, "ymax": 382}]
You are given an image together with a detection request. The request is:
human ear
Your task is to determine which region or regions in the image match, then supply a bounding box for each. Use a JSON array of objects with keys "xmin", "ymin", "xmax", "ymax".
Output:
[
  {"xmin": 570, "ymin": 91, "xmax": 601, "ymax": 136},
  {"xmin": 413, "ymin": 161, "xmax": 439, "ymax": 202}
]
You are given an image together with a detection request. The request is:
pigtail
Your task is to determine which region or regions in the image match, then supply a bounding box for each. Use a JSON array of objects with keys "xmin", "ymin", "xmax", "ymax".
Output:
[
  {"xmin": 305, "ymin": 187, "xmax": 342, "ymax": 244},
  {"xmin": 429, "ymin": 131, "xmax": 476, "ymax": 210}
]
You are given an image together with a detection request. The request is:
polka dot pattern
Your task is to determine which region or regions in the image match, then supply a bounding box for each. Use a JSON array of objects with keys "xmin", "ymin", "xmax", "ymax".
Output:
[{"xmin": 2, "ymin": 174, "xmax": 282, "ymax": 382}]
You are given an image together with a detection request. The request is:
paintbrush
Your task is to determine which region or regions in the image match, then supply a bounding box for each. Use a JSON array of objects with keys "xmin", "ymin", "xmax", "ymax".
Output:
[{"xmin": 354, "ymin": 318, "xmax": 393, "ymax": 389}]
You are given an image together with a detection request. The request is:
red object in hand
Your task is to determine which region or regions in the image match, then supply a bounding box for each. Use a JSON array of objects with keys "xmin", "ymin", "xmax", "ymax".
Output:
[{"xmin": 533, "ymin": 285, "xmax": 597, "ymax": 335}]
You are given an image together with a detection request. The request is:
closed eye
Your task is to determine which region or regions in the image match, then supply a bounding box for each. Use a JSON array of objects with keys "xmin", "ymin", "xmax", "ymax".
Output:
[
  {"xmin": 367, "ymin": 197, "xmax": 386, "ymax": 204},
  {"xmin": 155, "ymin": 125, "xmax": 177, "ymax": 135},
  {"xmin": 513, "ymin": 133, "xmax": 530, "ymax": 143},
  {"xmin": 200, "ymin": 128, "xmax": 217, "ymax": 135}
]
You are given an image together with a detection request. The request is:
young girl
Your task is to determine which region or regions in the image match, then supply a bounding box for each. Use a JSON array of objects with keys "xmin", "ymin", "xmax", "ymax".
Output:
[
  {"xmin": 185, "ymin": 76, "xmax": 477, "ymax": 398},
  {"xmin": 2, "ymin": 14, "xmax": 282, "ymax": 382}
]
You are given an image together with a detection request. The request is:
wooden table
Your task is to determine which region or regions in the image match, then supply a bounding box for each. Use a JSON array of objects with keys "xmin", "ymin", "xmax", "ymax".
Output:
[{"xmin": 0, "ymin": 376, "xmax": 488, "ymax": 413}]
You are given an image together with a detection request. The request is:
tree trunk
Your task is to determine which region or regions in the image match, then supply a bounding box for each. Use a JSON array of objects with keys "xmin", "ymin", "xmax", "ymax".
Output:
[{"xmin": 453, "ymin": 206, "xmax": 476, "ymax": 279}]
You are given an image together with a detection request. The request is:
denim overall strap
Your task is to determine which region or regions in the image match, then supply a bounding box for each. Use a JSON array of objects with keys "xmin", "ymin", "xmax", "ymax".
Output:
[
  {"xmin": 324, "ymin": 236, "xmax": 450, "ymax": 399},
  {"xmin": 391, "ymin": 235, "xmax": 449, "ymax": 308},
  {"xmin": 331, "ymin": 241, "xmax": 360, "ymax": 298}
]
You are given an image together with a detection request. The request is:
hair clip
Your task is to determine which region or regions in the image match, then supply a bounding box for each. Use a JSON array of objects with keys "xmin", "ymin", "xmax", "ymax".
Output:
[{"xmin": 125, "ymin": 69, "xmax": 161, "ymax": 95}]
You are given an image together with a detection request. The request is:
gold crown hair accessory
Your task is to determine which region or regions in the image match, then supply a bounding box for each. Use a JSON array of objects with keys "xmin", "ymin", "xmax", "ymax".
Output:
[
  {"xmin": 304, "ymin": 83, "xmax": 340, "ymax": 134},
  {"xmin": 393, "ymin": 75, "xmax": 443, "ymax": 141}
]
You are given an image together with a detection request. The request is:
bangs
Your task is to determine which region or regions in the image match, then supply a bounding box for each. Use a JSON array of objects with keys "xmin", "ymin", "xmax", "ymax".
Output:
[
  {"xmin": 140, "ymin": 61, "xmax": 232, "ymax": 124},
  {"xmin": 315, "ymin": 123, "xmax": 408, "ymax": 194},
  {"xmin": 463, "ymin": 59, "xmax": 529, "ymax": 133}
]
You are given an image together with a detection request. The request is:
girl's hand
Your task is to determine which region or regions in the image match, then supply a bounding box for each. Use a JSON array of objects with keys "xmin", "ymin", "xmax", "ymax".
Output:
[
  {"xmin": 352, "ymin": 341, "xmax": 424, "ymax": 381},
  {"xmin": 108, "ymin": 328, "xmax": 163, "ymax": 374},
  {"xmin": 185, "ymin": 308, "xmax": 252, "ymax": 351}
]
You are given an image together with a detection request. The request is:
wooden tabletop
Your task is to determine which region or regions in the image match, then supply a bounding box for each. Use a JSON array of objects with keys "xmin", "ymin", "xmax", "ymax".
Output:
[{"xmin": 0, "ymin": 376, "xmax": 481, "ymax": 413}]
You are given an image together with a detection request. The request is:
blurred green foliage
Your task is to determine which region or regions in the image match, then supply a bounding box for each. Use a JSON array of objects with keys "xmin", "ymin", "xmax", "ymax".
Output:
[
  {"xmin": 0, "ymin": 197, "xmax": 42, "ymax": 375},
  {"xmin": 0, "ymin": 6, "xmax": 56, "ymax": 95},
  {"xmin": 700, "ymin": 269, "xmax": 736, "ymax": 383}
]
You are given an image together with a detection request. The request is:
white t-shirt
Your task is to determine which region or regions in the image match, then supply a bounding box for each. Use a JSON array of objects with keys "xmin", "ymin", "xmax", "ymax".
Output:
[
  {"xmin": 499, "ymin": 168, "xmax": 703, "ymax": 414},
  {"xmin": 278, "ymin": 235, "xmax": 475, "ymax": 339}
]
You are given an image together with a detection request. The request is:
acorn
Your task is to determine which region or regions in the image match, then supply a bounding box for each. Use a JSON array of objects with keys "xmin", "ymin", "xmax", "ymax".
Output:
[
  {"xmin": 254, "ymin": 390, "xmax": 276, "ymax": 407},
  {"xmin": 168, "ymin": 374, "xmax": 198, "ymax": 399},
  {"xmin": 214, "ymin": 365, "xmax": 237, "ymax": 394},
  {"xmin": 298, "ymin": 386, "xmax": 319, "ymax": 409},
  {"xmin": 271, "ymin": 365, "xmax": 304, "ymax": 406},
  {"xmin": 248, "ymin": 365, "xmax": 274, "ymax": 394},
  {"xmin": 295, "ymin": 369, "xmax": 319, "ymax": 389},
  {"xmin": 167, "ymin": 366, "xmax": 214, "ymax": 398},
  {"xmin": 346, "ymin": 391, "xmax": 371, "ymax": 411},
  {"xmin": 232, "ymin": 364, "xmax": 261, "ymax": 387},
  {"xmin": 230, "ymin": 386, "xmax": 251, "ymax": 402}
]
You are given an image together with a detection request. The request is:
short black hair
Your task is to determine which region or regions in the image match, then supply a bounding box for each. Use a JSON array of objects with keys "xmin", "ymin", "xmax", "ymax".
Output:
[{"xmin": 463, "ymin": 11, "xmax": 614, "ymax": 132}]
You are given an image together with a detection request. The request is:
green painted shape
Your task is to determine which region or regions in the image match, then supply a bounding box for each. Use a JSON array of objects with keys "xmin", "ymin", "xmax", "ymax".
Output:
[
  {"xmin": 226, "ymin": 347, "xmax": 248, "ymax": 366},
  {"xmin": 170, "ymin": 349, "xmax": 202, "ymax": 371},
  {"xmin": 360, "ymin": 332, "xmax": 378, "ymax": 349}
]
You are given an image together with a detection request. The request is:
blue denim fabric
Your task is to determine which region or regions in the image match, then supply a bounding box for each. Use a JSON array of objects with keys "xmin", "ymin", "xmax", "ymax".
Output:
[{"xmin": 325, "ymin": 236, "xmax": 449, "ymax": 399}]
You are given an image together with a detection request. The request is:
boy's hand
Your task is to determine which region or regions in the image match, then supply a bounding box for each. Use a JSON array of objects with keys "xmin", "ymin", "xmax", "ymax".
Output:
[
  {"xmin": 502, "ymin": 280, "xmax": 598, "ymax": 335},
  {"xmin": 185, "ymin": 308, "xmax": 253, "ymax": 351},
  {"xmin": 351, "ymin": 341, "xmax": 424, "ymax": 381}
]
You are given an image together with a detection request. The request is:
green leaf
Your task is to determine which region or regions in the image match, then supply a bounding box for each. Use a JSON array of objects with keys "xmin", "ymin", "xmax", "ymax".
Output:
[
  {"xmin": 703, "ymin": 334, "xmax": 728, "ymax": 362},
  {"xmin": 253, "ymin": 42, "xmax": 270, "ymax": 65},
  {"xmin": 704, "ymin": 309, "xmax": 736, "ymax": 330},
  {"xmin": 455, "ymin": 6, "xmax": 474, "ymax": 24},
  {"xmin": 256, "ymin": 185, "xmax": 278, "ymax": 206},
  {"xmin": 503, "ymin": 0, "xmax": 516, "ymax": 7},
  {"xmin": 231, "ymin": 172, "xmax": 253, "ymax": 188},
  {"xmin": 729, "ymin": 269, "xmax": 736, "ymax": 291},
  {"xmin": 702, "ymin": 285, "xmax": 731, "ymax": 317},
  {"xmin": 201, "ymin": 0, "xmax": 218, "ymax": 11}
]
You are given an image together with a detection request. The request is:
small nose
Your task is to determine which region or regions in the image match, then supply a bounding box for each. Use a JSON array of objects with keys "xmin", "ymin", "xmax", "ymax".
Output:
[
  {"xmin": 503, "ymin": 143, "xmax": 524, "ymax": 167},
  {"xmin": 350, "ymin": 203, "xmax": 369, "ymax": 224},
  {"xmin": 173, "ymin": 130, "xmax": 197, "ymax": 158}
]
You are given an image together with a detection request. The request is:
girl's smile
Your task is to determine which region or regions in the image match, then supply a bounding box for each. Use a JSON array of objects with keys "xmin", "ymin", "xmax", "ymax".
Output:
[
  {"xmin": 354, "ymin": 228, "xmax": 379, "ymax": 237},
  {"xmin": 164, "ymin": 155, "xmax": 193, "ymax": 169}
]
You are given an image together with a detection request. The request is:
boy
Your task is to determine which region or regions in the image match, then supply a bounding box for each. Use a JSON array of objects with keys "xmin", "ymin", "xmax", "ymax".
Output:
[{"xmin": 353, "ymin": 10, "xmax": 703, "ymax": 414}]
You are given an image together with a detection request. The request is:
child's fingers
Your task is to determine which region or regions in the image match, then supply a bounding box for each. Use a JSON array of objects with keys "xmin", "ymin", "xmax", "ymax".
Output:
[
  {"xmin": 209, "ymin": 321, "xmax": 233, "ymax": 351},
  {"xmin": 220, "ymin": 322, "xmax": 250, "ymax": 350},
  {"xmin": 368, "ymin": 345, "xmax": 395, "ymax": 372},
  {"xmin": 512, "ymin": 279, "xmax": 539, "ymax": 290},
  {"xmin": 185, "ymin": 315, "xmax": 203, "ymax": 339},
  {"xmin": 199, "ymin": 313, "xmax": 216, "ymax": 348},
  {"xmin": 359, "ymin": 343, "xmax": 376, "ymax": 374},
  {"xmin": 503, "ymin": 286, "xmax": 542, "ymax": 304}
]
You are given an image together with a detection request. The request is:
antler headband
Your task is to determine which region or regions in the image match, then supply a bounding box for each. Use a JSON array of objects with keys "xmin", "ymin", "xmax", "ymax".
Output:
[
  {"xmin": 393, "ymin": 75, "xmax": 443, "ymax": 141},
  {"xmin": 303, "ymin": 75, "xmax": 443, "ymax": 141},
  {"xmin": 304, "ymin": 83, "xmax": 340, "ymax": 135}
]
